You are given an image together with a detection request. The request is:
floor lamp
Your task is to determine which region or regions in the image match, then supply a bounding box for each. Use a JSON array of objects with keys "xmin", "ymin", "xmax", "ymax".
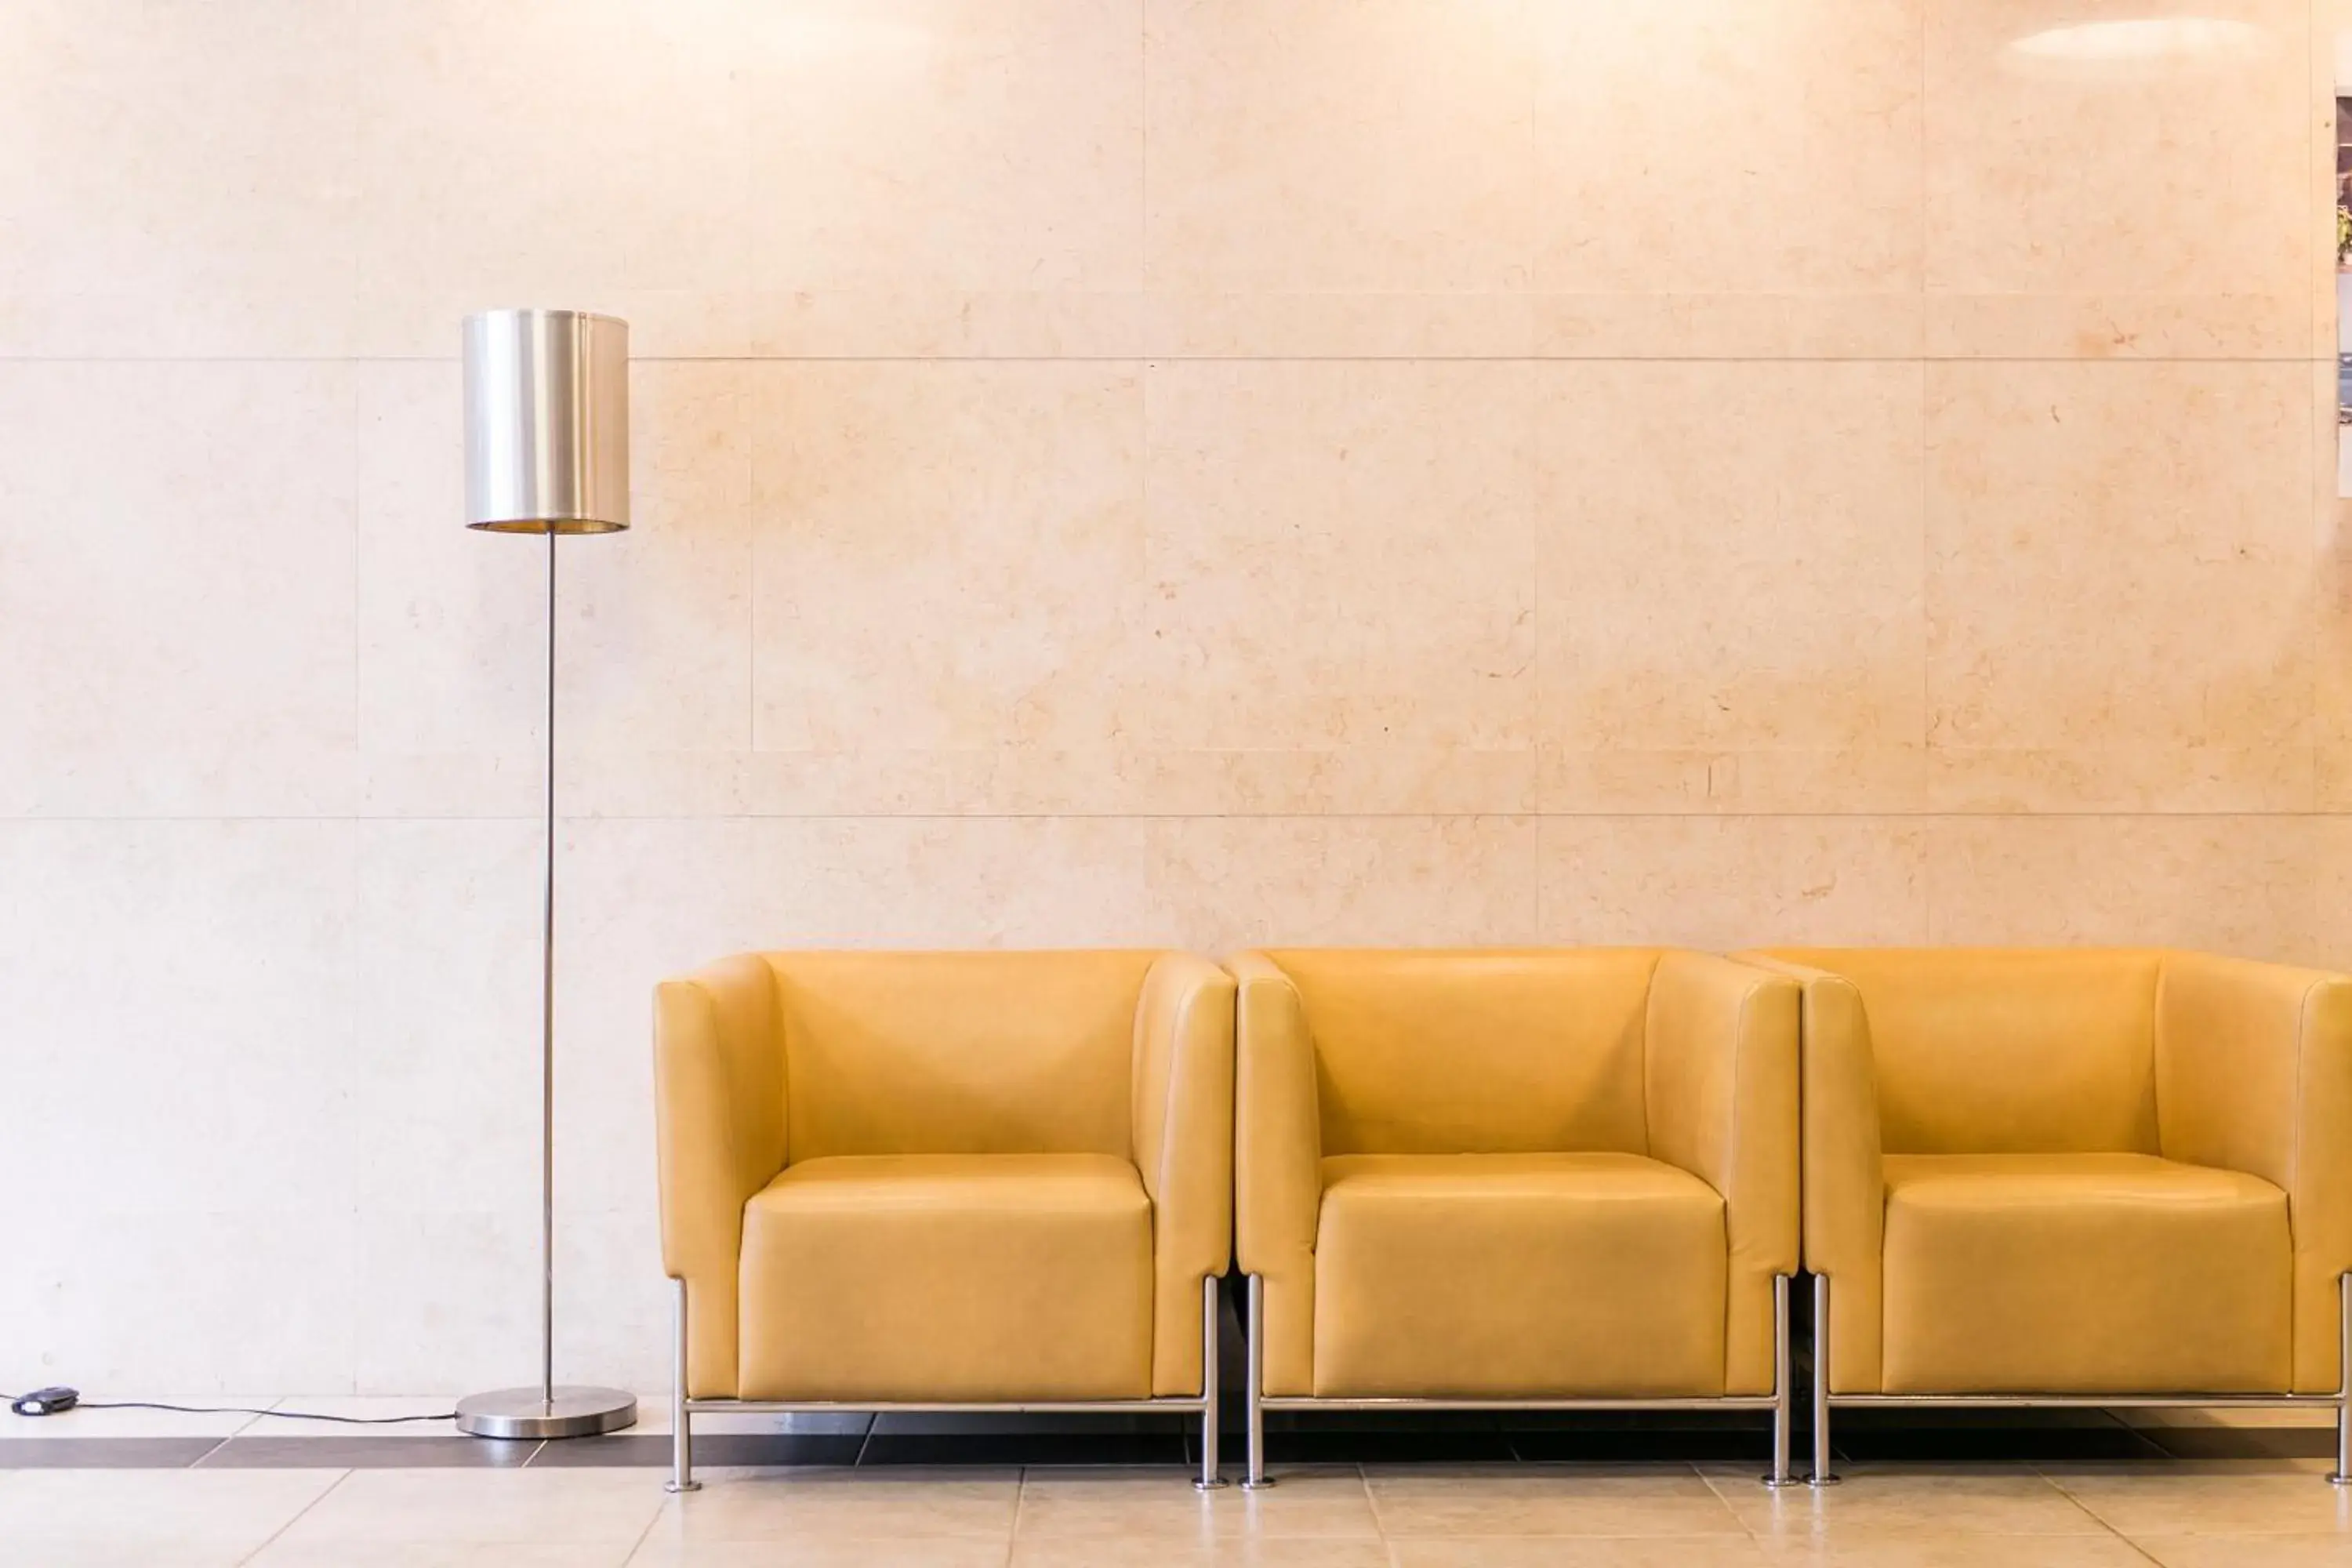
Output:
[{"xmin": 452, "ymin": 308, "xmax": 639, "ymax": 1440}]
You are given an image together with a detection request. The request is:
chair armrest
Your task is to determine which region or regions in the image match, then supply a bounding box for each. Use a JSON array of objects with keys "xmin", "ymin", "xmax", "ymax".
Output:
[
  {"xmin": 1736, "ymin": 951, "xmax": 1885, "ymax": 1392},
  {"xmin": 654, "ymin": 953, "xmax": 786, "ymax": 1399},
  {"xmin": 1231, "ymin": 950, "xmax": 1321, "ymax": 1397},
  {"xmin": 1132, "ymin": 952, "xmax": 1237, "ymax": 1397},
  {"xmin": 1645, "ymin": 951, "xmax": 1798, "ymax": 1395},
  {"xmin": 2158, "ymin": 951, "xmax": 2352, "ymax": 1394}
]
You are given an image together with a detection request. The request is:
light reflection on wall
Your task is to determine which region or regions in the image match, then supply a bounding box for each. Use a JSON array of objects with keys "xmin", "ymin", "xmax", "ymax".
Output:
[{"xmin": 2005, "ymin": 17, "xmax": 2266, "ymax": 74}]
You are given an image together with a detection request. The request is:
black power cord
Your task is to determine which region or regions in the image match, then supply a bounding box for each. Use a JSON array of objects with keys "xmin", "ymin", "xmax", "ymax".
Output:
[{"xmin": 6, "ymin": 1387, "xmax": 456, "ymax": 1423}]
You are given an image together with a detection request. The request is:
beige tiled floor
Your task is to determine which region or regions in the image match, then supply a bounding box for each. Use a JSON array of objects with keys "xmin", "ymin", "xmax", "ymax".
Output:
[{"xmin": 3, "ymin": 1457, "xmax": 2351, "ymax": 1566}]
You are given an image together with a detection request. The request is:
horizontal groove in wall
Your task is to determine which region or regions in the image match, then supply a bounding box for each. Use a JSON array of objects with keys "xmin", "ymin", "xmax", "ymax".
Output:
[
  {"xmin": 0, "ymin": 354, "xmax": 2339, "ymax": 365},
  {"xmin": 1, "ymin": 811, "xmax": 2347, "ymax": 824}
]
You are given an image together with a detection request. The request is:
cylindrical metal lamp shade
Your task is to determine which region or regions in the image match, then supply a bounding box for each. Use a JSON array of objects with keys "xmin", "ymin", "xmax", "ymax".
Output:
[{"xmin": 463, "ymin": 309, "xmax": 630, "ymax": 534}]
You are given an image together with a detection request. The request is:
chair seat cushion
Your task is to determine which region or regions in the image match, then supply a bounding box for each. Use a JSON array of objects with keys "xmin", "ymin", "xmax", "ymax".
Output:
[
  {"xmin": 1881, "ymin": 1152, "xmax": 2291, "ymax": 1394},
  {"xmin": 738, "ymin": 1152, "xmax": 1152, "ymax": 1401},
  {"xmin": 1312, "ymin": 1152, "xmax": 1727, "ymax": 1398}
]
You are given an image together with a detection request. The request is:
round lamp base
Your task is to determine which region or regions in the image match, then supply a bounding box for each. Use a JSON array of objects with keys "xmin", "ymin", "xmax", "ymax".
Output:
[{"xmin": 456, "ymin": 1386, "xmax": 638, "ymax": 1440}]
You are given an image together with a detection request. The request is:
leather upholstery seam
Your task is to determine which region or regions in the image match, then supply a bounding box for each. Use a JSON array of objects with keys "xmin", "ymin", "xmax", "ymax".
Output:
[
  {"xmin": 2291, "ymin": 973, "xmax": 2318, "ymax": 1211},
  {"xmin": 764, "ymin": 954, "xmax": 786, "ymax": 1172},
  {"xmin": 1154, "ymin": 960, "xmax": 1192, "ymax": 1245},
  {"xmin": 2150, "ymin": 956, "xmax": 2168, "ymax": 1160},
  {"xmin": 1237, "ymin": 965, "xmax": 1316, "ymax": 1276},
  {"xmin": 691, "ymin": 977, "xmax": 748, "ymax": 1394},
  {"xmin": 1639, "ymin": 949, "xmax": 1664, "ymax": 1159},
  {"xmin": 691, "ymin": 982, "xmax": 747, "ymax": 1226},
  {"xmin": 2292, "ymin": 972, "xmax": 2319, "ymax": 1389},
  {"xmin": 1728, "ymin": 975, "xmax": 1759, "ymax": 1214},
  {"xmin": 1725, "ymin": 974, "xmax": 1755, "ymax": 1396},
  {"xmin": 1275, "ymin": 966, "xmax": 1319, "ymax": 1389}
]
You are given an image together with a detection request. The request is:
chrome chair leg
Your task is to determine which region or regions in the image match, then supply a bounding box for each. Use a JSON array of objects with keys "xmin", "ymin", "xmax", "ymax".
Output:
[
  {"xmin": 665, "ymin": 1276, "xmax": 699, "ymax": 1494},
  {"xmin": 1809, "ymin": 1272, "xmax": 1839, "ymax": 1487},
  {"xmin": 1243, "ymin": 1273, "xmax": 1274, "ymax": 1489},
  {"xmin": 1761, "ymin": 1272, "xmax": 1796, "ymax": 1487},
  {"xmin": 2332, "ymin": 1272, "xmax": 2351, "ymax": 1487},
  {"xmin": 1196, "ymin": 1274, "xmax": 1228, "ymax": 1490}
]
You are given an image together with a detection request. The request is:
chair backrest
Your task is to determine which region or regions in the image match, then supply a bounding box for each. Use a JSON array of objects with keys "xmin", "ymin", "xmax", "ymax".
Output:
[
  {"xmin": 765, "ymin": 949, "xmax": 1159, "ymax": 1161},
  {"xmin": 1258, "ymin": 947, "xmax": 1663, "ymax": 1156},
  {"xmin": 1762, "ymin": 947, "xmax": 2161, "ymax": 1154}
]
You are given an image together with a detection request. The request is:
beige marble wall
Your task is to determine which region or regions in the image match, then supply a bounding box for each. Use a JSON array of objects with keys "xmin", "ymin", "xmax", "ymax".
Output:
[{"xmin": 0, "ymin": 0, "xmax": 2340, "ymax": 1391}]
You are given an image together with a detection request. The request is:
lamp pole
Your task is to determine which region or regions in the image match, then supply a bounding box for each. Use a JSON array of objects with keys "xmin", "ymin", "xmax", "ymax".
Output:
[{"xmin": 452, "ymin": 308, "xmax": 639, "ymax": 1442}]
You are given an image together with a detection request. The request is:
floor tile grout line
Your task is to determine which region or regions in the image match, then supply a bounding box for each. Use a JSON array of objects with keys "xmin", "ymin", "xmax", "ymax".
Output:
[
  {"xmin": 1697, "ymin": 1461, "xmax": 1775, "ymax": 1546},
  {"xmin": 2030, "ymin": 1461, "xmax": 2140, "ymax": 1548},
  {"xmin": 1356, "ymin": 1460, "xmax": 1386, "ymax": 1539},
  {"xmin": 2031, "ymin": 1462, "xmax": 2153, "ymax": 1542},
  {"xmin": 616, "ymin": 1486, "xmax": 669, "ymax": 1568},
  {"xmin": 227, "ymin": 1465, "xmax": 354, "ymax": 1567}
]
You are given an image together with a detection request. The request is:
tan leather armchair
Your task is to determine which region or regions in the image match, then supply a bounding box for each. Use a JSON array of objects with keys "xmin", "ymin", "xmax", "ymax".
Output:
[
  {"xmin": 654, "ymin": 949, "xmax": 1235, "ymax": 1490},
  {"xmin": 1231, "ymin": 947, "xmax": 1802, "ymax": 1486},
  {"xmin": 1744, "ymin": 947, "xmax": 2352, "ymax": 1486}
]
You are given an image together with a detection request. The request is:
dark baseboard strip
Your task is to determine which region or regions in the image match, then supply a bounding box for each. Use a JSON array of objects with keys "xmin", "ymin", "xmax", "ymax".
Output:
[
  {"xmin": 530, "ymin": 1434, "xmax": 863, "ymax": 1468},
  {"xmin": 0, "ymin": 1418, "xmax": 2327, "ymax": 1469},
  {"xmin": 0, "ymin": 1438, "xmax": 226, "ymax": 1468},
  {"xmin": 198, "ymin": 1436, "xmax": 539, "ymax": 1468}
]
